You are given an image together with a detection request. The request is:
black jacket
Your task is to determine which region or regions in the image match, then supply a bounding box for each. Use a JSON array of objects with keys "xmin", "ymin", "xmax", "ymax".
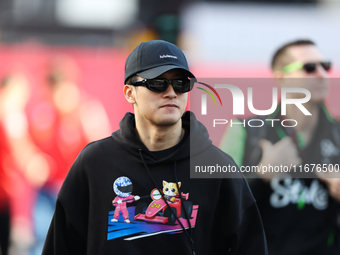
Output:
[{"xmin": 42, "ymin": 111, "xmax": 267, "ymax": 255}]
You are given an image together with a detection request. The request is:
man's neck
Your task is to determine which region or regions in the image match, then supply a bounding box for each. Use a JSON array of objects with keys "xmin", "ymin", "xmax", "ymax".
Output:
[
  {"xmin": 285, "ymin": 102, "xmax": 321, "ymax": 144},
  {"xmin": 135, "ymin": 120, "xmax": 184, "ymax": 152}
]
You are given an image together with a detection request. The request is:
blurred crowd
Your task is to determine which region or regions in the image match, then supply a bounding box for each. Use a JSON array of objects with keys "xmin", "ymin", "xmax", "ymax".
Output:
[{"xmin": 0, "ymin": 55, "xmax": 111, "ymax": 255}]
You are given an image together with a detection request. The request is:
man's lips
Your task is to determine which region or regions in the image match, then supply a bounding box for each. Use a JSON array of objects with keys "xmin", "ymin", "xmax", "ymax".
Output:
[{"xmin": 160, "ymin": 104, "xmax": 179, "ymax": 108}]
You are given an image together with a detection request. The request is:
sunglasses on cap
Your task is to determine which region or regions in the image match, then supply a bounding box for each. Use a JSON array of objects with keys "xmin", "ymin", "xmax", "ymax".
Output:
[
  {"xmin": 130, "ymin": 78, "xmax": 194, "ymax": 93},
  {"xmin": 282, "ymin": 61, "xmax": 331, "ymax": 74}
]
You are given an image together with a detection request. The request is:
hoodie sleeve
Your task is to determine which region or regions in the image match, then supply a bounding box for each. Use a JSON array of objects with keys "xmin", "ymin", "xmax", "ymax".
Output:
[
  {"xmin": 42, "ymin": 200, "xmax": 87, "ymax": 255},
  {"xmin": 42, "ymin": 149, "xmax": 90, "ymax": 255},
  {"xmin": 229, "ymin": 203, "xmax": 268, "ymax": 255}
]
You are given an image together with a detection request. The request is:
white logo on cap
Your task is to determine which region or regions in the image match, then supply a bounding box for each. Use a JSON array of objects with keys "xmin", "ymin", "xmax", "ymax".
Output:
[{"xmin": 159, "ymin": 54, "xmax": 177, "ymax": 59}]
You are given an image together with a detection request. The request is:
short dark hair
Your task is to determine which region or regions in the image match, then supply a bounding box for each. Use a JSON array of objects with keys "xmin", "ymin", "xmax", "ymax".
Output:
[{"xmin": 271, "ymin": 40, "xmax": 316, "ymax": 71}]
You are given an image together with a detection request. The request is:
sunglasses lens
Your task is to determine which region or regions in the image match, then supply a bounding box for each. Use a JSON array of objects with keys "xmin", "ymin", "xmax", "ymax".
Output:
[
  {"xmin": 172, "ymin": 79, "xmax": 192, "ymax": 93},
  {"xmin": 141, "ymin": 79, "xmax": 194, "ymax": 93},
  {"xmin": 147, "ymin": 79, "xmax": 168, "ymax": 92},
  {"xmin": 303, "ymin": 63, "xmax": 316, "ymax": 73},
  {"xmin": 321, "ymin": 62, "xmax": 331, "ymax": 72}
]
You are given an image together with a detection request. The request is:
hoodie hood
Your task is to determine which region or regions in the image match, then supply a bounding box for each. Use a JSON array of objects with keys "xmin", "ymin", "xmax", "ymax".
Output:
[{"xmin": 111, "ymin": 111, "xmax": 212, "ymax": 165}]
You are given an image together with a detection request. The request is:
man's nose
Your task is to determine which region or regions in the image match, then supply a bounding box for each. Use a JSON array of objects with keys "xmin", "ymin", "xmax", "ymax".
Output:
[{"xmin": 163, "ymin": 84, "xmax": 177, "ymax": 97}]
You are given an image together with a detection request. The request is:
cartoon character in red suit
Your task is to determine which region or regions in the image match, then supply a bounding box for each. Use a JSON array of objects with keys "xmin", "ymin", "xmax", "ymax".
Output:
[{"xmin": 111, "ymin": 176, "xmax": 140, "ymax": 223}]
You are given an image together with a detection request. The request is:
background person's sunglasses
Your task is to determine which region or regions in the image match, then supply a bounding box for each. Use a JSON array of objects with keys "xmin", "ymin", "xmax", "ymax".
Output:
[
  {"xmin": 282, "ymin": 61, "xmax": 331, "ymax": 74},
  {"xmin": 131, "ymin": 78, "xmax": 194, "ymax": 93}
]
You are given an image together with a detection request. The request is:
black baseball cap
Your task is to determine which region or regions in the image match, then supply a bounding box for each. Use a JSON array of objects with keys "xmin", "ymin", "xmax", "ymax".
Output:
[{"xmin": 124, "ymin": 40, "xmax": 195, "ymax": 84}]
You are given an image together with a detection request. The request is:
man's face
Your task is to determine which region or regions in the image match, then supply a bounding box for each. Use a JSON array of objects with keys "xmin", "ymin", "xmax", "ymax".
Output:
[
  {"xmin": 131, "ymin": 69, "xmax": 188, "ymax": 127},
  {"xmin": 280, "ymin": 45, "xmax": 328, "ymax": 103}
]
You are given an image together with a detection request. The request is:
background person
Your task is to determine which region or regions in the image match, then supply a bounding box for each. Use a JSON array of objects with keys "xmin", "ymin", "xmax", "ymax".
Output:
[
  {"xmin": 220, "ymin": 39, "xmax": 340, "ymax": 255},
  {"xmin": 29, "ymin": 55, "xmax": 112, "ymax": 255},
  {"xmin": 0, "ymin": 72, "xmax": 50, "ymax": 255}
]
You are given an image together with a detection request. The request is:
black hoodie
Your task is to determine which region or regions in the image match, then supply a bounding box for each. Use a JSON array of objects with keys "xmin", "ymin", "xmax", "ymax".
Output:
[{"xmin": 42, "ymin": 111, "xmax": 267, "ymax": 255}]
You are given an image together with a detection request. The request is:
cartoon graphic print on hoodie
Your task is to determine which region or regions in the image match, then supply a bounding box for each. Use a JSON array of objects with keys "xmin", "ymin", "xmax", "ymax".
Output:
[
  {"xmin": 108, "ymin": 178, "xmax": 199, "ymax": 241},
  {"xmin": 42, "ymin": 111, "xmax": 268, "ymax": 255},
  {"xmin": 163, "ymin": 180, "xmax": 181, "ymax": 203},
  {"xmin": 111, "ymin": 176, "xmax": 140, "ymax": 223}
]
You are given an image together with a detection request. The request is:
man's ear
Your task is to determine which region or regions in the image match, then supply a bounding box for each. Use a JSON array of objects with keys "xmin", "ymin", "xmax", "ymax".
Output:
[
  {"xmin": 273, "ymin": 70, "xmax": 284, "ymax": 79},
  {"xmin": 123, "ymin": 85, "xmax": 136, "ymax": 104}
]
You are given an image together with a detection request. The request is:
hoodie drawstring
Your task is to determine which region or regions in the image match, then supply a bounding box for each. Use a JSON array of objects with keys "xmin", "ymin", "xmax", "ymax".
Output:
[
  {"xmin": 174, "ymin": 161, "xmax": 195, "ymax": 254},
  {"xmin": 139, "ymin": 149, "xmax": 195, "ymax": 255}
]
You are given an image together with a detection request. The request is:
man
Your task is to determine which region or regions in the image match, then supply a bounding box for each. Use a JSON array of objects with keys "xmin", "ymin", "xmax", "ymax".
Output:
[
  {"xmin": 220, "ymin": 39, "xmax": 340, "ymax": 254},
  {"xmin": 42, "ymin": 40, "xmax": 267, "ymax": 255}
]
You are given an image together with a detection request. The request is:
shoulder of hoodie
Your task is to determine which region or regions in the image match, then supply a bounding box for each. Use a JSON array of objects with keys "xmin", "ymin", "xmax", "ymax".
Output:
[
  {"xmin": 85, "ymin": 135, "xmax": 115, "ymax": 149},
  {"xmin": 62, "ymin": 136, "xmax": 121, "ymax": 184},
  {"xmin": 74, "ymin": 136, "xmax": 117, "ymax": 164},
  {"xmin": 56, "ymin": 137, "xmax": 112, "ymax": 203}
]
